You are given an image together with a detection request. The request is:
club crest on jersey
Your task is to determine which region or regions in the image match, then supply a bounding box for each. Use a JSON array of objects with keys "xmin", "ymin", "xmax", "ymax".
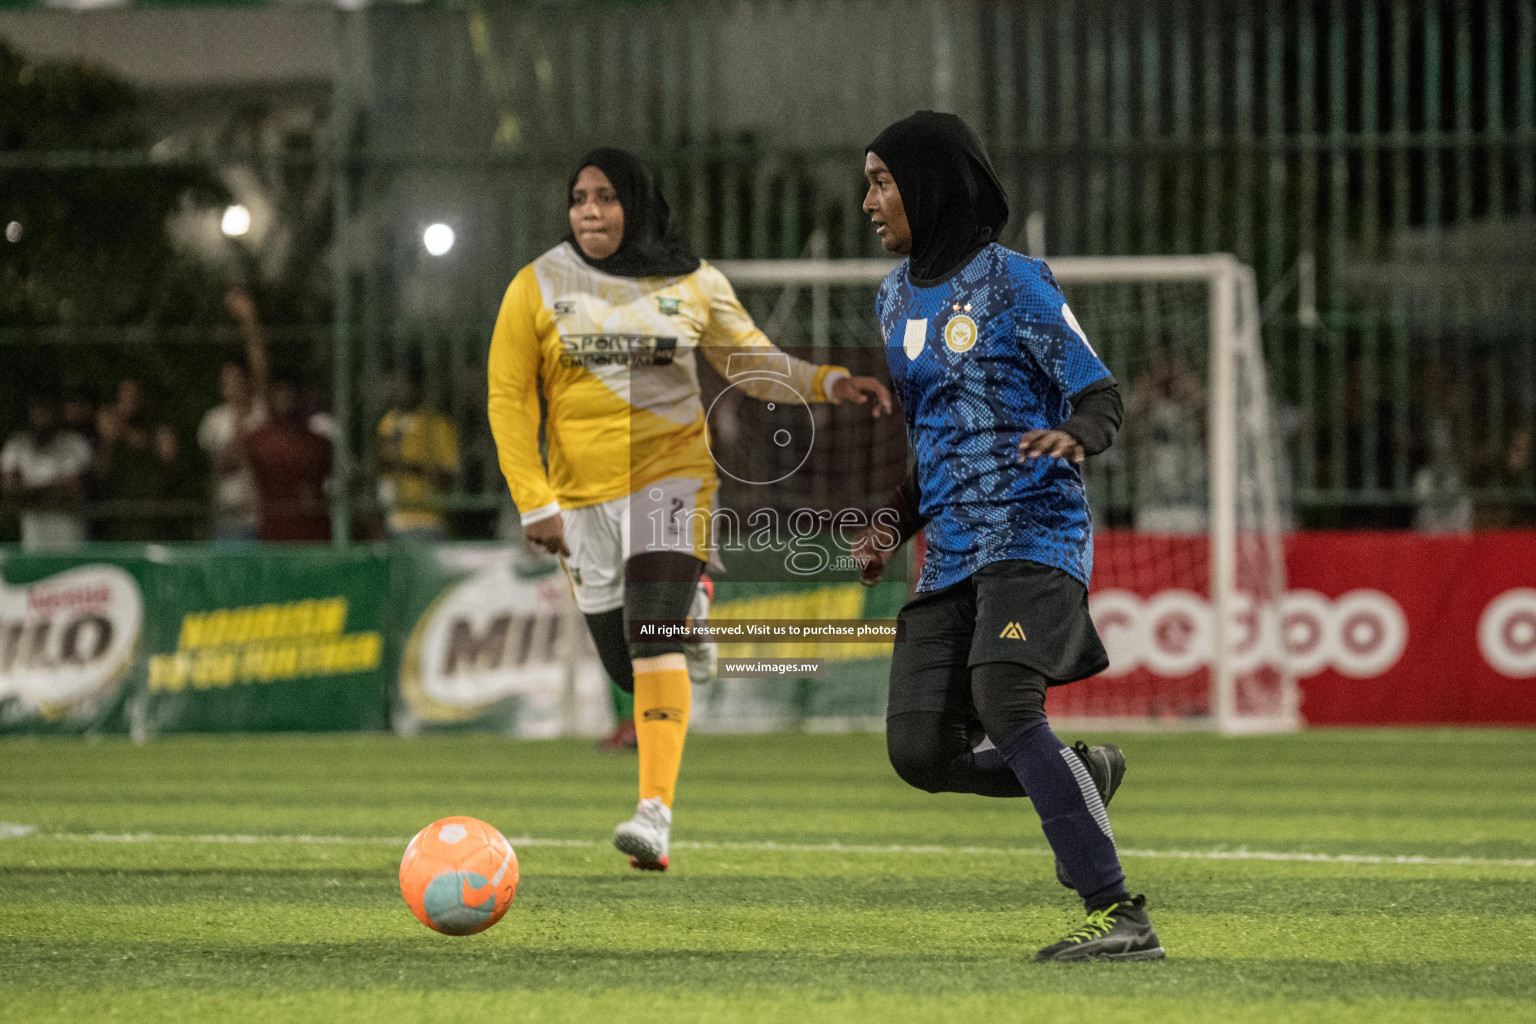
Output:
[
  {"xmin": 945, "ymin": 314, "xmax": 978, "ymax": 353},
  {"xmin": 902, "ymin": 319, "xmax": 928, "ymax": 361},
  {"xmin": 658, "ymin": 296, "xmax": 682, "ymax": 316}
]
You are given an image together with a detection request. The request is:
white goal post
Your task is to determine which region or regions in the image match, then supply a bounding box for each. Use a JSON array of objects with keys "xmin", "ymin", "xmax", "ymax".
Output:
[{"xmin": 716, "ymin": 254, "xmax": 1300, "ymax": 735}]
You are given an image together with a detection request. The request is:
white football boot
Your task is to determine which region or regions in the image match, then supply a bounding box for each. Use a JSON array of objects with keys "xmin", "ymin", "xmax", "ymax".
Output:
[
  {"xmin": 683, "ymin": 575, "xmax": 717, "ymax": 686},
  {"xmin": 613, "ymin": 796, "xmax": 672, "ymax": 871}
]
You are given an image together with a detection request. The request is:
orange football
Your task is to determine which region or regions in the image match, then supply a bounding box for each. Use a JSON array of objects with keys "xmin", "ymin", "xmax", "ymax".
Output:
[{"xmin": 399, "ymin": 816, "xmax": 519, "ymax": 935}]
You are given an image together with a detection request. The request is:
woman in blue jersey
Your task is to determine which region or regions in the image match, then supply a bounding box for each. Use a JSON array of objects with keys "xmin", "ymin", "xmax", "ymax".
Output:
[{"xmin": 850, "ymin": 111, "xmax": 1164, "ymax": 962}]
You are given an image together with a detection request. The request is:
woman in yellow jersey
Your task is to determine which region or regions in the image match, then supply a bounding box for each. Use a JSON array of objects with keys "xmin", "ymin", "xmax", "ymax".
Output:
[{"xmin": 488, "ymin": 148, "xmax": 891, "ymax": 870}]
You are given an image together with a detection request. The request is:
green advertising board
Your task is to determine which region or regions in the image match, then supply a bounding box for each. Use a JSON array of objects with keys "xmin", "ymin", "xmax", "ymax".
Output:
[
  {"xmin": 0, "ymin": 542, "xmax": 905, "ymax": 737},
  {"xmin": 387, "ymin": 544, "xmax": 602, "ymax": 737},
  {"xmin": 388, "ymin": 543, "xmax": 908, "ymax": 737},
  {"xmin": 0, "ymin": 546, "xmax": 389, "ymax": 736},
  {"xmin": 702, "ymin": 576, "xmax": 905, "ymax": 731},
  {"xmin": 139, "ymin": 548, "xmax": 389, "ymax": 734}
]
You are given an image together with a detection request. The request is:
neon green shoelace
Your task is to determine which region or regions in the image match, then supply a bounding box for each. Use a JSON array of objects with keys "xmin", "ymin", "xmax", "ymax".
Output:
[{"xmin": 1065, "ymin": 905, "xmax": 1119, "ymax": 944}]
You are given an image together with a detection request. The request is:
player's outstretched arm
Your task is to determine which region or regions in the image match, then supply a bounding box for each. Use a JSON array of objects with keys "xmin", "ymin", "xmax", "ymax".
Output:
[
  {"xmin": 225, "ymin": 288, "xmax": 270, "ymax": 406},
  {"xmin": 695, "ymin": 263, "xmax": 892, "ymax": 416}
]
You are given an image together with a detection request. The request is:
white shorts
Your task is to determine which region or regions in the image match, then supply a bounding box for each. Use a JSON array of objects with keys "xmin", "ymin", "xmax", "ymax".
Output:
[{"xmin": 560, "ymin": 476, "xmax": 720, "ymax": 614}]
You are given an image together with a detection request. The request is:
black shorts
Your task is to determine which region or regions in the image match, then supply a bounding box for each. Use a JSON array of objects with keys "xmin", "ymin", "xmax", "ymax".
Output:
[{"xmin": 886, "ymin": 559, "xmax": 1108, "ymax": 718}]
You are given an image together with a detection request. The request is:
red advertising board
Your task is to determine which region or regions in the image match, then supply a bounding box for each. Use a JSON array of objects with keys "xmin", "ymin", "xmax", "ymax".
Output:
[
  {"xmin": 1048, "ymin": 531, "xmax": 1536, "ymax": 727},
  {"xmin": 1285, "ymin": 532, "xmax": 1536, "ymax": 726}
]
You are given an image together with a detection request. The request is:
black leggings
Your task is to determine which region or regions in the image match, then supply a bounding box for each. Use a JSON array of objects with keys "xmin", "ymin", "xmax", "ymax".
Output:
[
  {"xmin": 885, "ymin": 662, "xmax": 1049, "ymax": 797},
  {"xmin": 581, "ymin": 551, "xmax": 704, "ymax": 693}
]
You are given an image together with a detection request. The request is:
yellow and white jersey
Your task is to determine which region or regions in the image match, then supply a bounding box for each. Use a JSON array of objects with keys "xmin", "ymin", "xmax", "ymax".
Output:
[{"xmin": 488, "ymin": 241, "xmax": 848, "ymax": 522}]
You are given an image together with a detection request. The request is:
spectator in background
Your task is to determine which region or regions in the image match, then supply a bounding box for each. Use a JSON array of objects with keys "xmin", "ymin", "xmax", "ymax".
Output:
[
  {"xmin": 1, "ymin": 394, "xmax": 92, "ymax": 549},
  {"xmin": 61, "ymin": 387, "xmax": 98, "ymax": 450},
  {"xmin": 303, "ymin": 379, "xmax": 338, "ymax": 444},
  {"xmin": 377, "ymin": 364, "xmax": 459, "ymax": 541},
  {"xmin": 197, "ymin": 290, "xmax": 270, "ymax": 543},
  {"xmin": 244, "ymin": 372, "xmax": 333, "ymax": 543},
  {"xmin": 60, "ymin": 385, "xmax": 98, "ymax": 511},
  {"xmin": 1323, "ymin": 356, "xmax": 1416, "ymax": 530},
  {"xmin": 1402, "ymin": 358, "xmax": 1472, "ymax": 535},
  {"xmin": 1126, "ymin": 340, "xmax": 1207, "ymax": 533},
  {"xmin": 1412, "ymin": 418, "xmax": 1473, "ymax": 534},
  {"xmin": 454, "ymin": 370, "xmax": 502, "ymax": 538},
  {"xmin": 93, "ymin": 377, "xmax": 186, "ymax": 541},
  {"xmin": 1474, "ymin": 428, "xmax": 1536, "ymax": 529}
]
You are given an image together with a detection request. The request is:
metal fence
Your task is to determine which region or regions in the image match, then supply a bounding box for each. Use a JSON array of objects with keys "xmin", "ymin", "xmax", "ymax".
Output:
[{"xmin": 3, "ymin": 0, "xmax": 1534, "ymax": 541}]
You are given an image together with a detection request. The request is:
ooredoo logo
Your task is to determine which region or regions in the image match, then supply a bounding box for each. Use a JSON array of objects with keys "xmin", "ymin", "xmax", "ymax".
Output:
[
  {"xmin": 1091, "ymin": 588, "xmax": 1408, "ymax": 679},
  {"xmin": 1478, "ymin": 588, "xmax": 1536, "ymax": 679}
]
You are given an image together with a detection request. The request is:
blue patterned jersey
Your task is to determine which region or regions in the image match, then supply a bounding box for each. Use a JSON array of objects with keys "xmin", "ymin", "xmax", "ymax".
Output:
[{"xmin": 878, "ymin": 244, "xmax": 1111, "ymax": 592}]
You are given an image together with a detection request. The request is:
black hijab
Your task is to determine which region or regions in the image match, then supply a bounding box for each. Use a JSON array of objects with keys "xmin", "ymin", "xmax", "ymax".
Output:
[
  {"xmin": 867, "ymin": 111, "xmax": 1010, "ymax": 285},
  {"xmin": 565, "ymin": 147, "xmax": 701, "ymax": 278}
]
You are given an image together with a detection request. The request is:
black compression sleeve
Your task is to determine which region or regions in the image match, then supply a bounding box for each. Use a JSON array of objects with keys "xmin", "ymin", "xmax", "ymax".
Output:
[
  {"xmin": 1058, "ymin": 377, "xmax": 1123, "ymax": 457},
  {"xmin": 583, "ymin": 608, "xmax": 635, "ymax": 693},
  {"xmin": 625, "ymin": 552, "xmax": 704, "ymax": 659}
]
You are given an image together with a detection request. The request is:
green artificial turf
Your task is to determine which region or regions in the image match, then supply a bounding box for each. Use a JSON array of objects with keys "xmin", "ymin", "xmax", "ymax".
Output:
[{"xmin": 1, "ymin": 730, "xmax": 1533, "ymax": 1023}]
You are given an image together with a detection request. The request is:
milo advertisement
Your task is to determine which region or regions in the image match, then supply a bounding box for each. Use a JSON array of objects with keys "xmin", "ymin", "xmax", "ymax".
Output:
[
  {"xmin": 390, "ymin": 545, "xmax": 613, "ymax": 737},
  {"xmin": 0, "ymin": 556, "xmax": 147, "ymax": 733},
  {"xmin": 1, "ymin": 542, "xmax": 907, "ymax": 737},
  {"xmin": 387, "ymin": 544, "xmax": 908, "ymax": 737},
  {"xmin": 0, "ymin": 547, "xmax": 389, "ymax": 736}
]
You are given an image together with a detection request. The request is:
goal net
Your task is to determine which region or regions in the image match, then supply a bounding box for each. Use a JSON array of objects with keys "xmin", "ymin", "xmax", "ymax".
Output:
[{"xmin": 715, "ymin": 254, "xmax": 1299, "ymax": 735}]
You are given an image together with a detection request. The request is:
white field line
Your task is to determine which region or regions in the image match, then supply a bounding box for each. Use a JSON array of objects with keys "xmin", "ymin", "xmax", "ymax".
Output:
[{"xmin": 2, "ymin": 823, "xmax": 1532, "ymax": 869}]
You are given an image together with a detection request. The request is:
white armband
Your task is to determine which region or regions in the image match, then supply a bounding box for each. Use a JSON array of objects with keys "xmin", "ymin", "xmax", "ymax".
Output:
[
  {"xmin": 821, "ymin": 368, "xmax": 851, "ymax": 403},
  {"xmin": 518, "ymin": 500, "xmax": 562, "ymax": 526}
]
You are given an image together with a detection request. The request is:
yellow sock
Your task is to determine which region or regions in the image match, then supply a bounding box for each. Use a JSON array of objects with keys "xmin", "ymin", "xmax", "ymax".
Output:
[{"xmin": 633, "ymin": 653, "xmax": 691, "ymax": 807}]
